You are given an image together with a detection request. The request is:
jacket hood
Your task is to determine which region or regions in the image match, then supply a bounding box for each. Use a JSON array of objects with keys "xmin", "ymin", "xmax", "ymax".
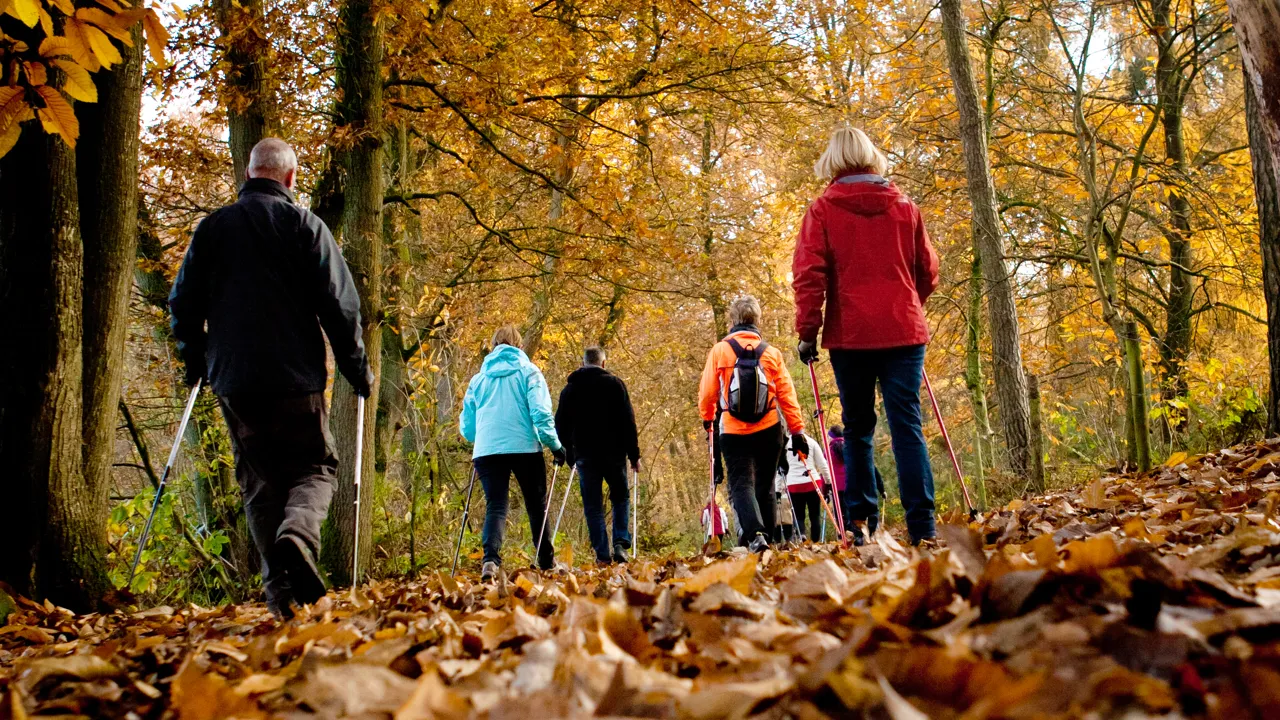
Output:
[
  {"xmin": 822, "ymin": 176, "xmax": 903, "ymax": 216},
  {"xmin": 567, "ymin": 365, "xmax": 610, "ymax": 383},
  {"xmin": 481, "ymin": 344, "xmax": 527, "ymax": 378}
]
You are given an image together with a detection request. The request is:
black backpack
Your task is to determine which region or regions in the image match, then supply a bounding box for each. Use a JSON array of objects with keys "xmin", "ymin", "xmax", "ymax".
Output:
[{"xmin": 724, "ymin": 338, "xmax": 773, "ymax": 423}]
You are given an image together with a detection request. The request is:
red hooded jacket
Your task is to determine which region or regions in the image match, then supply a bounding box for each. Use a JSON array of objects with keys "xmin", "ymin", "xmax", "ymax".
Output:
[{"xmin": 792, "ymin": 174, "xmax": 939, "ymax": 349}]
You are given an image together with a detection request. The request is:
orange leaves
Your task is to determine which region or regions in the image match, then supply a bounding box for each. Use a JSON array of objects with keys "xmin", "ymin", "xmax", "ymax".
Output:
[
  {"xmin": 0, "ymin": 0, "xmax": 166, "ymax": 158},
  {"xmin": 53, "ymin": 60, "xmax": 96, "ymax": 103},
  {"xmin": 35, "ymin": 86, "xmax": 77, "ymax": 147},
  {"xmin": 1, "ymin": 0, "xmax": 40, "ymax": 28}
]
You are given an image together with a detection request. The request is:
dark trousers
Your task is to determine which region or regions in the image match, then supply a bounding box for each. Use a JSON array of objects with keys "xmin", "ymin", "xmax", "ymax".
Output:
[
  {"xmin": 829, "ymin": 345, "xmax": 936, "ymax": 541},
  {"xmin": 576, "ymin": 456, "xmax": 631, "ymax": 562},
  {"xmin": 219, "ymin": 392, "xmax": 336, "ymax": 612},
  {"xmin": 792, "ymin": 491, "xmax": 822, "ymax": 540},
  {"xmin": 474, "ymin": 452, "xmax": 554, "ymax": 569},
  {"xmin": 720, "ymin": 423, "xmax": 785, "ymax": 544}
]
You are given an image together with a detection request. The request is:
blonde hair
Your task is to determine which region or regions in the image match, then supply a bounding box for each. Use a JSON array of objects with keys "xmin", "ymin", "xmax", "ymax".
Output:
[
  {"xmin": 491, "ymin": 324, "xmax": 522, "ymax": 349},
  {"xmin": 728, "ymin": 296, "xmax": 762, "ymax": 328},
  {"xmin": 813, "ymin": 127, "xmax": 889, "ymax": 180}
]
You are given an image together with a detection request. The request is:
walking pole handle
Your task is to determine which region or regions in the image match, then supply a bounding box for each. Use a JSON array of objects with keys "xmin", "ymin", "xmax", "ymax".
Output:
[{"xmin": 352, "ymin": 395, "xmax": 366, "ymax": 588}]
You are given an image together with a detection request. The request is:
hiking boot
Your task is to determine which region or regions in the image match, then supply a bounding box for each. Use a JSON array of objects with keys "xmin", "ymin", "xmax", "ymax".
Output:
[
  {"xmin": 612, "ymin": 542, "xmax": 629, "ymax": 564},
  {"xmin": 748, "ymin": 534, "xmax": 769, "ymax": 554},
  {"xmin": 849, "ymin": 520, "xmax": 869, "ymax": 547},
  {"xmin": 480, "ymin": 561, "xmax": 499, "ymax": 582},
  {"xmin": 273, "ymin": 534, "xmax": 326, "ymax": 606},
  {"xmin": 913, "ymin": 536, "xmax": 940, "ymax": 551}
]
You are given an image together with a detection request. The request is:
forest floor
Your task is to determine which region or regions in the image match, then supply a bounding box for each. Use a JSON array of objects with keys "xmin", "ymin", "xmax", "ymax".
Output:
[{"xmin": 5, "ymin": 442, "xmax": 1280, "ymax": 719}]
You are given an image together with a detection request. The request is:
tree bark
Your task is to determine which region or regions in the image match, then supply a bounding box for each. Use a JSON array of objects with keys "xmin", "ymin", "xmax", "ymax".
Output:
[
  {"xmin": 1151, "ymin": 0, "xmax": 1195, "ymax": 402},
  {"xmin": 1230, "ymin": 1, "xmax": 1280, "ymax": 434},
  {"xmin": 964, "ymin": 252, "xmax": 993, "ymax": 501},
  {"xmin": 940, "ymin": 0, "xmax": 1033, "ymax": 477},
  {"xmin": 214, "ymin": 0, "xmax": 273, "ymax": 184},
  {"xmin": 322, "ymin": 0, "xmax": 384, "ymax": 586},
  {"xmin": 1246, "ymin": 79, "xmax": 1280, "ymax": 435},
  {"xmin": 1028, "ymin": 374, "xmax": 1046, "ymax": 492},
  {"xmin": 1123, "ymin": 321, "xmax": 1152, "ymax": 470},
  {"xmin": 77, "ymin": 31, "xmax": 144, "ymax": 591}
]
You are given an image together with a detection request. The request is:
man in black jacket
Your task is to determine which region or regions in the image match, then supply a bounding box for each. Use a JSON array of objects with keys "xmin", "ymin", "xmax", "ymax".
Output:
[
  {"xmin": 554, "ymin": 347, "xmax": 640, "ymax": 564},
  {"xmin": 170, "ymin": 138, "xmax": 372, "ymax": 617}
]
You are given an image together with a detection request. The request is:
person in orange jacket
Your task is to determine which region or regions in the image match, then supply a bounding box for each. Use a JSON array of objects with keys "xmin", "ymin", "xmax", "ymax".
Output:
[{"xmin": 698, "ymin": 296, "xmax": 808, "ymax": 553}]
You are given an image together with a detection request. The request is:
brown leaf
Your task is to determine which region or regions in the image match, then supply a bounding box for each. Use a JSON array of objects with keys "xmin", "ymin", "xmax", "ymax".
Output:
[{"xmin": 680, "ymin": 555, "xmax": 756, "ymax": 596}]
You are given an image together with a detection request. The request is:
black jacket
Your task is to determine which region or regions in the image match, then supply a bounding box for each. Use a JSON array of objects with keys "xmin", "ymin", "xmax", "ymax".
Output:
[
  {"xmin": 554, "ymin": 365, "xmax": 640, "ymax": 464},
  {"xmin": 169, "ymin": 178, "xmax": 371, "ymax": 397}
]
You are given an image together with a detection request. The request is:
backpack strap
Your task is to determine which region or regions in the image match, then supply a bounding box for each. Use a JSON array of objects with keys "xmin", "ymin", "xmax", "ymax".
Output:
[{"xmin": 725, "ymin": 337, "xmax": 766, "ymax": 359}]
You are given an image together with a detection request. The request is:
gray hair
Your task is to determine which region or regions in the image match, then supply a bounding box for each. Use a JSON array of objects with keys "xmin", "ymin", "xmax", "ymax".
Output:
[
  {"xmin": 583, "ymin": 347, "xmax": 606, "ymax": 366},
  {"xmin": 247, "ymin": 138, "xmax": 298, "ymax": 180},
  {"xmin": 728, "ymin": 296, "xmax": 762, "ymax": 328}
]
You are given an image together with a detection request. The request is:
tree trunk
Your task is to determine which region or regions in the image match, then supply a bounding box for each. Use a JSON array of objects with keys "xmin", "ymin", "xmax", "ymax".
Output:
[
  {"xmin": 1231, "ymin": 1, "xmax": 1280, "ymax": 434},
  {"xmin": 1151, "ymin": 0, "xmax": 1195, "ymax": 403},
  {"xmin": 214, "ymin": 0, "xmax": 273, "ymax": 184},
  {"xmin": 322, "ymin": 0, "xmax": 384, "ymax": 586},
  {"xmin": 964, "ymin": 252, "xmax": 993, "ymax": 500},
  {"xmin": 1246, "ymin": 79, "xmax": 1280, "ymax": 435},
  {"xmin": 700, "ymin": 114, "xmax": 726, "ymax": 341},
  {"xmin": 1027, "ymin": 374, "xmax": 1046, "ymax": 493},
  {"xmin": 77, "ymin": 31, "xmax": 144, "ymax": 589},
  {"xmin": 940, "ymin": 0, "xmax": 1033, "ymax": 477},
  {"xmin": 1123, "ymin": 321, "xmax": 1152, "ymax": 471}
]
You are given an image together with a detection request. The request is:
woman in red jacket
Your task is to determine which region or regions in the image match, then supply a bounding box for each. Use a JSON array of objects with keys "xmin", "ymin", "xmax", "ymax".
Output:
[{"xmin": 791, "ymin": 128, "xmax": 940, "ymax": 546}]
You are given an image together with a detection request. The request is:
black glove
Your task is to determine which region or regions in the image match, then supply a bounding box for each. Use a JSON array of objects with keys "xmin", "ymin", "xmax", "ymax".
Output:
[
  {"xmin": 551, "ymin": 447, "xmax": 567, "ymax": 466},
  {"xmin": 797, "ymin": 340, "xmax": 819, "ymax": 364},
  {"xmin": 351, "ymin": 366, "xmax": 374, "ymax": 398},
  {"xmin": 791, "ymin": 433, "xmax": 809, "ymax": 457},
  {"xmin": 182, "ymin": 358, "xmax": 206, "ymax": 388},
  {"xmin": 703, "ymin": 419, "xmax": 713, "ymax": 432}
]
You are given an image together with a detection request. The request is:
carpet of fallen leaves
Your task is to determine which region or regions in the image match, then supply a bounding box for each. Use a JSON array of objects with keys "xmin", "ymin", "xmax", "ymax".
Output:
[{"xmin": 8, "ymin": 441, "xmax": 1280, "ymax": 719}]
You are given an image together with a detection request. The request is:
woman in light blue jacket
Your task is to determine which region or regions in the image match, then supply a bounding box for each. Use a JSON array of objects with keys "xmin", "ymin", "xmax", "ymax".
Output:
[{"xmin": 460, "ymin": 324, "xmax": 565, "ymax": 578}]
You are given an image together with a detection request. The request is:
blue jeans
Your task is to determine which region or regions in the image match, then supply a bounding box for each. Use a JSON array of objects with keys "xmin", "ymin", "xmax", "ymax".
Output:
[
  {"xmin": 829, "ymin": 345, "xmax": 936, "ymax": 541},
  {"xmin": 576, "ymin": 456, "xmax": 631, "ymax": 562},
  {"xmin": 474, "ymin": 452, "xmax": 554, "ymax": 569}
]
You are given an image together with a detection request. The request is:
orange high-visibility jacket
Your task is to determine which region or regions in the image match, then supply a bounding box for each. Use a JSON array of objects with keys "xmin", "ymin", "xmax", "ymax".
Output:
[{"xmin": 698, "ymin": 329, "xmax": 806, "ymax": 437}]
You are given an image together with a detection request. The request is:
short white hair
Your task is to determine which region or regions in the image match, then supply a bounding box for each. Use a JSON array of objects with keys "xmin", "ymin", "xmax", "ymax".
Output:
[
  {"xmin": 247, "ymin": 138, "xmax": 297, "ymax": 179},
  {"xmin": 813, "ymin": 127, "xmax": 888, "ymax": 180}
]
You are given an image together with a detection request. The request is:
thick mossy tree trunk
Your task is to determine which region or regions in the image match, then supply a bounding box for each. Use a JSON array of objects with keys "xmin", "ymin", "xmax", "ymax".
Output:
[
  {"xmin": 78, "ymin": 32, "xmax": 144, "ymax": 589},
  {"xmin": 1230, "ymin": 1, "xmax": 1280, "ymax": 434},
  {"xmin": 1246, "ymin": 80, "xmax": 1280, "ymax": 435},
  {"xmin": 214, "ymin": 0, "xmax": 273, "ymax": 183},
  {"xmin": 0, "ymin": 121, "xmax": 109, "ymax": 610},
  {"xmin": 940, "ymin": 0, "xmax": 1033, "ymax": 478},
  {"xmin": 322, "ymin": 0, "xmax": 384, "ymax": 586}
]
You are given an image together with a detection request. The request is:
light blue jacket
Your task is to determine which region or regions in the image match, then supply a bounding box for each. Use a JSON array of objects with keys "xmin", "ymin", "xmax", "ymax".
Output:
[{"xmin": 460, "ymin": 344, "xmax": 563, "ymax": 458}]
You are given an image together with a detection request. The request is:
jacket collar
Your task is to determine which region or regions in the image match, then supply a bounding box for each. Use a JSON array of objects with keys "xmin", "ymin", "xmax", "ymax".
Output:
[
  {"xmin": 729, "ymin": 324, "xmax": 761, "ymax": 337},
  {"xmin": 833, "ymin": 170, "xmax": 889, "ymax": 186},
  {"xmin": 238, "ymin": 177, "xmax": 296, "ymax": 203}
]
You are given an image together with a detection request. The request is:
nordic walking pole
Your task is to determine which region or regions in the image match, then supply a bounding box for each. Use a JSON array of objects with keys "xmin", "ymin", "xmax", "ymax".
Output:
[
  {"xmin": 534, "ymin": 462, "xmax": 561, "ymax": 567},
  {"xmin": 806, "ymin": 360, "xmax": 849, "ymax": 548},
  {"xmin": 351, "ymin": 395, "xmax": 367, "ymax": 588},
  {"xmin": 631, "ymin": 468, "xmax": 639, "ymax": 560},
  {"xmin": 451, "ymin": 466, "xmax": 478, "ymax": 575},
  {"xmin": 552, "ymin": 466, "xmax": 577, "ymax": 540},
  {"xmin": 129, "ymin": 380, "xmax": 202, "ymax": 585},
  {"xmin": 704, "ymin": 427, "xmax": 720, "ymax": 541},
  {"xmin": 922, "ymin": 370, "xmax": 977, "ymax": 520}
]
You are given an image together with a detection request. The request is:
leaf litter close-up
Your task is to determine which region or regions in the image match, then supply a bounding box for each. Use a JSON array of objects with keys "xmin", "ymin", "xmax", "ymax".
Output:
[{"xmin": 5, "ymin": 439, "xmax": 1280, "ymax": 719}]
